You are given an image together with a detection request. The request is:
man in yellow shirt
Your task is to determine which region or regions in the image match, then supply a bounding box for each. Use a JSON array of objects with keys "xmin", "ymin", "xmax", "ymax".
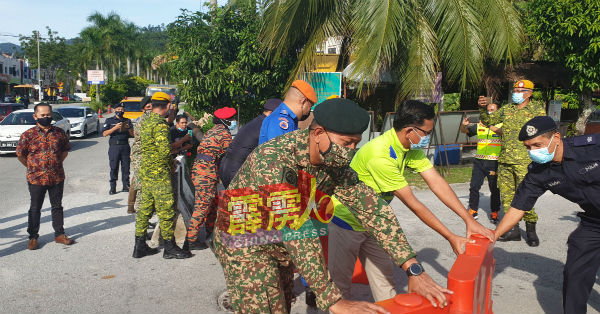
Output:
[{"xmin": 329, "ymin": 100, "xmax": 494, "ymax": 301}]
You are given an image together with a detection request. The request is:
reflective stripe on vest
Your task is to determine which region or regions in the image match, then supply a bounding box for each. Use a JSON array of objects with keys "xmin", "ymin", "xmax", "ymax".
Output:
[{"xmin": 476, "ymin": 124, "xmax": 502, "ymax": 160}]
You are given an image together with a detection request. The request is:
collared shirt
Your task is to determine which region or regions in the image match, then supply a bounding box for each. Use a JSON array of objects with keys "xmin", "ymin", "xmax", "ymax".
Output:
[
  {"xmin": 102, "ymin": 116, "xmax": 133, "ymax": 145},
  {"xmin": 130, "ymin": 111, "xmax": 152, "ymax": 190},
  {"xmin": 215, "ymin": 129, "xmax": 416, "ymax": 309},
  {"xmin": 196, "ymin": 124, "xmax": 231, "ymax": 160},
  {"xmin": 140, "ymin": 112, "xmax": 172, "ymax": 183},
  {"xmin": 16, "ymin": 126, "xmax": 70, "ymax": 185},
  {"xmin": 480, "ymin": 100, "xmax": 546, "ymax": 164},
  {"xmin": 333, "ymin": 128, "xmax": 433, "ymax": 231},
  {"xmin": 219, "ymin": 113, "xmax": 266, "ymax": 188},
  {"xmin": 258, "ymin": 102, "xmax": 297, "ymax": 144},
  {"xmin": 511, "ymin": 134, "xmax": 600, "ymax": 219}
]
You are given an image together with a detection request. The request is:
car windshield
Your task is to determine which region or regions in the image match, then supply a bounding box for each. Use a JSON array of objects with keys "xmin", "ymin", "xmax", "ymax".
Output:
[
  {"xmin": 0, "ymin": 112, "xmax": 36, "ymax": 125},
  {"xmin": 147, "ymin": 88, "xmax": 176, "ymax": 98},
  {"xmin": 57, "ymin": 108, "xmax": 85, "ymax": 118},
  {"xmin": 123, "ymin": 102, "xmax": 141, "ymax": 112}
]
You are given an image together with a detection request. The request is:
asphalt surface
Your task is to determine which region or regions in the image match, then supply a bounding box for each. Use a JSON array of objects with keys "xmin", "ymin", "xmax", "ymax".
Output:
[{"xmin": 0, "ymin": 108, "xmax": 599, "ymax": 314}]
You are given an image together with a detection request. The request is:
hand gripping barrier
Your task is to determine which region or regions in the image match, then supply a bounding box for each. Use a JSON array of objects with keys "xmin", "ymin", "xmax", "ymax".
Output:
[{"xmin": 375, "ymin": 234, "xmax": 495, "ymax": 314}]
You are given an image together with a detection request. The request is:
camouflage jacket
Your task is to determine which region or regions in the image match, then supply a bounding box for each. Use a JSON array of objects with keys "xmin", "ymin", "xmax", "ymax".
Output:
[
  {"xmin": 130, "ymin": 111, "xmax": 152, "ymax": 188},
  {"xmin": 480, "ymin": 99, "xmax": 546, "ymax": 164},
  {"xmin": 196, "ymin": 124, "xmax": 231, "ymax": 159},
  {"xmin": 214, "ymin": 129, "xmax": 416, "ymax": 310},
  {"xmin": 139, "ymin": 112, "xmax": 172, "ymax": 183}
]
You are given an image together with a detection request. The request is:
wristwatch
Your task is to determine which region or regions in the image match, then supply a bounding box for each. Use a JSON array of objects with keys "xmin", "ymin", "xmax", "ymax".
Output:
[{"xmin": 406, "ymin": 262, "xmax": 424, "ymax": 276}]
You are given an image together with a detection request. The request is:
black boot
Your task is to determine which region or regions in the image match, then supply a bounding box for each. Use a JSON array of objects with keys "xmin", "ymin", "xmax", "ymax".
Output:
[
  {"xmin": 183, "ymin": 239, "xmax": 208, "ymax": 251},
  {"xmin": 498, "ymin": 223, "xmax": 522, "ymax": 241},
  {"xmin": 163, "ymin": 239, "xmax": 192, "ymax": 259},
  {"xmin": 525, "ymin": 222, "xmax": 539, "ymax": 247},
  {"xmin": 132, "ymin": 236, "xmax": 159, "ymax": 258},
  {"xmin": 109, "ymin": 184, "xmax": 117, "ymax": 195}
]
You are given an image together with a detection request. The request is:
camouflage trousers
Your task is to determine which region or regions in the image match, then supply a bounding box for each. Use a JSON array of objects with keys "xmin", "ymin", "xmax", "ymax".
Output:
[
  {"xmin": 498, "ymin": 162, "xmax": 538, "ymax": 223},
  {"xmin": 213, "ymin": 232, "xmax": 295, "ymax": 314},
  {"xmin": 136, "ymin": 180, "xmax": 175, "ymax": 240},
  {"xmin": 186, "ymin": 159, "xmax": 218, "ymax": 241}
]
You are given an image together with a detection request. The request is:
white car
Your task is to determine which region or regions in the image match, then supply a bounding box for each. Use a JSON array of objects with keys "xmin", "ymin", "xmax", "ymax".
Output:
[
  {"xmin": 0, "ymin": 109, "xmax": 70, "ymax": 154},
  {"xmin": 57, "ymin": 106, "xmax": 100, "ymax": 138}
]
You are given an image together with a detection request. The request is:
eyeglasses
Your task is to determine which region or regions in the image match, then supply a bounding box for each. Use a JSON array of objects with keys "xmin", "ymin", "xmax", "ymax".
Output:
[{"xmin": 412, "ymin": 126, "xmax": 432, "ymax": 136}]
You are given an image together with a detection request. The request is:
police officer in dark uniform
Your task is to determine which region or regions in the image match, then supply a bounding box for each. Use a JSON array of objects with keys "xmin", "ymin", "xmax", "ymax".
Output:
[
  {"xmin": 102, "ymin": 103, "xmax": 134, "ymax": 194},
  {"xmin": 219, "ymin": 98, "xmax": 281, "ymax": 188},
  {"xmin": 494, "ymin": 116, "xmax": 600, "ymax": 314}
]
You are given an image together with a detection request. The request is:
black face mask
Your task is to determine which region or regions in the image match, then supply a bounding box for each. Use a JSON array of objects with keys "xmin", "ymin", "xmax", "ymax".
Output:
[
  {"xmin": 37, "ymin": 117, "xmax": 52, "ymax": 127},
  {"xmin": 115, "ymin": 111, "xmax": 124, "ymax": 118},
  {"xmin": 299, "ymin": 112, "xmax": 310, "ymax": 121}
]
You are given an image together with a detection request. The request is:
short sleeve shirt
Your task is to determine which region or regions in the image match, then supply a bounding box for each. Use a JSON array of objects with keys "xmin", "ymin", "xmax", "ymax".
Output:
[
  {"xmin": 350, "ymin": 128, "xmax": 433, "ymax": 193},
  {"xmin": 258, "ymin": 102, "xmax": 298, "ymax": 144},
  {"xmin": 16, "ymin": 126, "xmax": 71, "ymax": 185}
]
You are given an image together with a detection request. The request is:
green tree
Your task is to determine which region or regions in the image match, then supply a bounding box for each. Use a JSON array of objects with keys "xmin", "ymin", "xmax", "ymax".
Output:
[
  {"xmin": 19, "ymin": 27, "xmax": 69, "ymax": 86},
  {"xmin": 167, "ymin": 4, "xmax": 296, "ymax": 122},
  {"xmin": 526, "ymin": 0, "xmax": 600, "ymax": 134},
  {"xmin": 259, "ymin": 0, "xmax": 524, "ymax": 103}
]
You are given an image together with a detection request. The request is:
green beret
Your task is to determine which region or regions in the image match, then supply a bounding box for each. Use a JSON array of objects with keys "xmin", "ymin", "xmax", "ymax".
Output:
[
  {"xmin": 518, "ymin": 116, "xmax": 557, "ymax": 141},
  {"xmin": 313, "ymin": 98, "xmax": 370, "ymax": 134}
]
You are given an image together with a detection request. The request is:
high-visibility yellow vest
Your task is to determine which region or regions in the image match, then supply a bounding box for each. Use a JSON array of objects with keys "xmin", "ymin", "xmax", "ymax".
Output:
[{"xmin": 476, "ymin": 123, "xmax": 502, "ymax": 160}]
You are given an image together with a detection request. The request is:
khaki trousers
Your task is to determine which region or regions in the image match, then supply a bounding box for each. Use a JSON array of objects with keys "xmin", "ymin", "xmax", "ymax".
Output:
[
  {"xmin": 328, "ymin": 223, "xmax": 396, "ymax": 302},
  {"xmin": 150, "ymin": 213, "xmax": 186, "ymax": 247}
]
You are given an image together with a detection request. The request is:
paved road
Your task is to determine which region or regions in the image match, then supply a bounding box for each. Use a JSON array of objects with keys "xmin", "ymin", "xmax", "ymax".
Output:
[{"xmin": 0, "ymin": 114, "xmax": 599, "ymax": 313}]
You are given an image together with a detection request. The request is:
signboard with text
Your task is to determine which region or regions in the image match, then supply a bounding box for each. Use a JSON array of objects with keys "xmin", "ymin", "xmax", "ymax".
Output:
[
  {"xmin": 87, "ymin": 70, "xmax": 105, "ymax": 85},
  {"xmin": 302, "ymin": 72, "xmax": 342, "ymax": 105}
]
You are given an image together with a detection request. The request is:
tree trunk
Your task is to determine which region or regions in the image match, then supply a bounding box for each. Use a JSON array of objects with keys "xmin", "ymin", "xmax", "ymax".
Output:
[
  {"xmin": 126, "ymin": 57, "xmax": 131, "ymax": 75},
  {"xmin": 136, "ymin": 59, "xmax": 140, "ymax": 77},
  {"xmin": 575, "ymin": 90, "xmax": 595, "ymax": 135}
]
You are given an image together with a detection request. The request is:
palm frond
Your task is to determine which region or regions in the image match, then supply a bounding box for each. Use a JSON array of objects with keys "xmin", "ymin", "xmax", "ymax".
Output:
[
  {"xmin": 474, "ymin": 0, "xmax": 523, "ymax": 65},
  {"xmin": 424, "ymin": 0, "xmax": 484, "ymax": 90}
]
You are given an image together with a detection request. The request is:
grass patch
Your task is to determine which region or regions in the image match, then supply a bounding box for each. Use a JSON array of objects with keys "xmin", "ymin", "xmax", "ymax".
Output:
[{"xmin": 404, "ymin": 164, "xmax": 473, "ymax": 189}]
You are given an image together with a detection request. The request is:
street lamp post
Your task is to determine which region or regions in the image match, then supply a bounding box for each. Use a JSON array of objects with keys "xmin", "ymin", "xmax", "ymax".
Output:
[{"xmin": 36, "ymin": 31, "xmax": 42, "ymax": 102}]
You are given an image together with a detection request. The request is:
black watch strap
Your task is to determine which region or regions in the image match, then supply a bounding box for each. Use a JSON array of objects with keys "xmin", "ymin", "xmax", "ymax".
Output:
[{"xmin": 406, "ymin": 262, "xmax": 424, "ymax": 276}]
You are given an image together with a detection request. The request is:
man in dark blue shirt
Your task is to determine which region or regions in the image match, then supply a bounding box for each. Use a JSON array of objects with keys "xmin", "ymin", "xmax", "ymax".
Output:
[
  {"xmin": 103, "ymin": 103, "xmax": 134, "ymax": 194},
  {"xmin": 219, "ymin": 98, "xmax": 280, "ymax": 188},
  {"xmin": 494, "ymin": 116, "xmax": 600, "ymax": 314}
]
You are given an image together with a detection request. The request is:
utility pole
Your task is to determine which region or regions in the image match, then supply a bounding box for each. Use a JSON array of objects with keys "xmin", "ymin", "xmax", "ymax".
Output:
[{"xmin": 36, "ymin": 31, "xmax": 42, "ymax": 102}]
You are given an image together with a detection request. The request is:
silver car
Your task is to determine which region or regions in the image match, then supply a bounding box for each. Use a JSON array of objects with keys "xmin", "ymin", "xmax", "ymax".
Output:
[
  {"xmin": 57, "ymin": 106, "xmax": 100, "ymax": 138},
  {"xmin": 0, "ymin": 109, "xmax": 70, "ymax": 154}
]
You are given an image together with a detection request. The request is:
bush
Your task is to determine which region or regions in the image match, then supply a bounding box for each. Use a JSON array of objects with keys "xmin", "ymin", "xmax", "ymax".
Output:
[
  {"xmin": 89, "ymin": 75, "xmax": 152, "ymax": 106},
  {"xmin": 86, "ymin": 100, "xmax": 105, "ymax": 113}
]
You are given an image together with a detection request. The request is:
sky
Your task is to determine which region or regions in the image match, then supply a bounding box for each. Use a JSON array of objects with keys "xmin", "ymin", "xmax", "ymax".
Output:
[{"xmin": 0, "ymin": 0, "xmax": 227, "ymax": 44}]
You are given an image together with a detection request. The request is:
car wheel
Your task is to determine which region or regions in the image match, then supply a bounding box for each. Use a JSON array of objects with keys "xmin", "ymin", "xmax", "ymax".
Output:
[
  {"xmin": 83, "ymin": 125, "xmax": 88, "ymax": 138},
  {"xmin": 96, "ymin": 121, "xmax": 100, "ymax": 134}
]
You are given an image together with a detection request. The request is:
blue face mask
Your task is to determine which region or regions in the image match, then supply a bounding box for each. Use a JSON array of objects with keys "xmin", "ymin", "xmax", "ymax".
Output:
[
  {"xmin": 177, "ymin": 127, "xmax": 185, "ymax": 132},
  {"xmin": 512, "ymin": 92, "xmax": 526, "ymax": 104},
  {"xmin": 228, "ymin": 120, "xmax": 237, "ymax": 131},
  {"xmin": 409, "ymin": 128, "xmax": 431, "ymax": 150},
  {"xmin": 528, "ymin": 136, "xmax": 556, "ymax": 164}
]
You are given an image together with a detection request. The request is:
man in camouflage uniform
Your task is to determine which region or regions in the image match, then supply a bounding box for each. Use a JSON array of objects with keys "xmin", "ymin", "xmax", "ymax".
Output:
[
  {"xmin": 479, "ymin": 79, "xmax": 546, "ymax": 246},
  {"xmin": 214, "ymin": 99, "xmax": 451, "ymax": 314},
  {"xmin": 127, "ymin": 96, "xmax": 152, "ymax": 214},
  {"xmin": 133, "ymin": 92, "xmax": 191, "ymax": 259}
]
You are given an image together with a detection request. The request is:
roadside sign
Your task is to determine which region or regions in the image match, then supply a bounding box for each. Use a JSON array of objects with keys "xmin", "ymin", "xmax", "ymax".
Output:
[
  {"xmin": 302, "ymin": 72, "xmax": 342, "ymax": 105},
  {"xmin": 548, "ymin": 100, "xmax": 562, "ymax": 122},
  {"xmin": 87, "ymin": 70, "xmax": 105, "ymax": 85}
]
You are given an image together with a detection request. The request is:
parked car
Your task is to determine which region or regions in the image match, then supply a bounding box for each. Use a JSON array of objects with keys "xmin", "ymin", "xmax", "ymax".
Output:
[
  {"xmin": 120, "ymin": 97, "xmax": 144, "ymax": 120},
  {"xmin": 0, "ymin": 109, "xmax": 70, "ymax": 154},
  {"xmin": 57, "ymin": 106, "xmax": 100, "ymax": 138},
  {"xmin": 585, "ymin": 109, "xmax": 600, "ymax": 134},
  {"xmin": 0, "ymin": 103, "xmax": 25, "ymax": 122}
]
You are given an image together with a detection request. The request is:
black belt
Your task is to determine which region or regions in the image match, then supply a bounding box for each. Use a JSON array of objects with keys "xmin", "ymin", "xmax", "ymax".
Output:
[
  {"xmin": 110, "ymin": 139, "xmax": 129, "ymax": 145},
  {"xmin": 196, "ymin": 153, "xmax": 214, "ymax": 162}
]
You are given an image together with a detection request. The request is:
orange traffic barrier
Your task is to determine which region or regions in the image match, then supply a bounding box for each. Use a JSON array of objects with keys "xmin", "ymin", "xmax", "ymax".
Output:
[
  {"xmin": 107, "ymin": 104, "xmax": 112, "ymax": 113},
  {"xmin": 98, "ymin": 109, "xmax": 102, "ymax": 118},
  {"xmin": 376, "ymin": 234, "xmax": 495, "ymax": 314}
]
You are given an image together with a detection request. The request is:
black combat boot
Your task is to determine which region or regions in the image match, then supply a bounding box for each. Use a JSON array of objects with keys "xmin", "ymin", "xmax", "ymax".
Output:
[
  {"xmin": 109, "ymin": 183, "xmax": 117, "ymax": 195},
  {"xmin": 498, "ymin": 223, "xmax": 522, "ymax": 241},
  {"xmin": 132, "ymin": 236, "xmax": 159, "ymax": 258},
  {"xmin": 163, "ymin": 239, "xmax": 192, "ymax": 259},
  {"xmin": 182, "ymin": 239, "xmax": 208, "ymax": 251},
  {"xmin": 525, "ymin": 222, "xmax": 539, "ymax": 247}
]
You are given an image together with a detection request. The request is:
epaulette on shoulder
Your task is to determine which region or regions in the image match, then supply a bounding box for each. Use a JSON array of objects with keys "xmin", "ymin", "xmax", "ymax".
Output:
[{"xmin": 572, "ymin": 134, "xmax": 597, "ymax": 147}]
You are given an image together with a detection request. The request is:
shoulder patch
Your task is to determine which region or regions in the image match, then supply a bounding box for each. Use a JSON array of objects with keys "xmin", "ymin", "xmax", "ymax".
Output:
[
  {"xmin": 389, "ymin": 146, "xmax": 397, "ymax": 159},
  {"xmin": 573, "ymin": 135, "xmax": 596, "ymax": 146},
  {"xmin": 279, "ymin": 118, "xmax": 289, "ymax": 130}
]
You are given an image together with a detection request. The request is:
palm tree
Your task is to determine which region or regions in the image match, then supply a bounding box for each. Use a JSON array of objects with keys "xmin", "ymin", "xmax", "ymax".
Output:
[{"xmin": 260, "ymin": 0, "xmax": 524, "ymax": 101}]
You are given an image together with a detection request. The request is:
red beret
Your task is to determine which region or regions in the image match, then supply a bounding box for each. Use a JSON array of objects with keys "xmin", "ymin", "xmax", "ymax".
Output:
[{"xmin": 214, "ymin": 107, "xmax": 237, "ymax": 119}]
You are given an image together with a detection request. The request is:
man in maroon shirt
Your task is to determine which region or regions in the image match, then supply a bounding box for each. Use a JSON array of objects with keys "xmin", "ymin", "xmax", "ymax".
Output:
[{"xmin": 16, "ymin": 103, "xmax": 73, "ymax": 250}]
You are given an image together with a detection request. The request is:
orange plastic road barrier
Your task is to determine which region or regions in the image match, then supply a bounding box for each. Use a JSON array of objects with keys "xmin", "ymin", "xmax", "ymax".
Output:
[
  {"xmin": 107, "ymin": 104, "xmax": 112, "ymax": 113},
  {"xmin": 319, "ymin": 235, "xmax": 369, "ymax": 284},
  {"xmin": 376, "ymin": 234, "xmax": 495, "ymax": 314},
  {"xmin": 98, "ymin": 109, "xmax": 102, "ymax": 118}
]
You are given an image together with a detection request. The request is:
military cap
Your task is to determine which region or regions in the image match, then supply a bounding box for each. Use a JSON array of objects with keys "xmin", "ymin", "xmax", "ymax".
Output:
[
  {"xmin": 291, "ymin": 80, "xmax": 317, "ymax": 104},
  {"xmin": 214, "ymin": 107, "xmax": 237, "ymax": 119},
  {"xmin": 263, "ymin": 98, "xmax": 282, "ymax": 111},
  {"xmin": 113, "ymin": 102, "xmax": 123, "ymax": 108},
  {"xmin": 514, "ymin": 79, "xmax": 534, "ymax": 90},
  {"xmin": 519, "ymin": 116, "xmax": 558, "ymax": 141},
  {"xmin": 313, "ymin": 98, "xmax": 370, "ymax": 134},
  {"xmin": 151, "ymin": 91, "xmax": 170, "ymax": 102}
]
